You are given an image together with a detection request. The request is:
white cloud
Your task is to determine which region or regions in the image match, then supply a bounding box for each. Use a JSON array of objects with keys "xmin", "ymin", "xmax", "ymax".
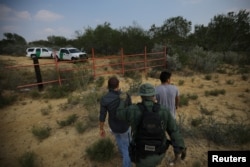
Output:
[
  {"xmin": 16, "ymin": 11, "xmax": 32, "ymax": 20},
  {"xmin": 0, "ymin": 4, "xmax": 31, "ymax": 21},
  {"xmin": 179, "ymin": 0, "xmax": 202, "ymax": 4},
  {"xmin": 44, "ymin": 27, "xmax": 55, "ymax": 33},
  {"xmin": 0, "ymin": 4, "xmax": 13, "ymax": 20},
  {"xmin": 34, "ymin": 10, "xmax": 63, "ymax": 22}
]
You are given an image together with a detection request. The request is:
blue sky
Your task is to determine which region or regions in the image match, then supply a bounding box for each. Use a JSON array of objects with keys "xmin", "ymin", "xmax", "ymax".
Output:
[{"xmin": 0, "ymin": 0, "xmax": 249, "ymax": 42}]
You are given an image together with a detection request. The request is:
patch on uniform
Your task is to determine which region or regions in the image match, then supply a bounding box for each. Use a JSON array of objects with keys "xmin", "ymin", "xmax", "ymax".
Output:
[{"xmin": 145, "ymin": 145, "xmax": 156, "ymax": 151}]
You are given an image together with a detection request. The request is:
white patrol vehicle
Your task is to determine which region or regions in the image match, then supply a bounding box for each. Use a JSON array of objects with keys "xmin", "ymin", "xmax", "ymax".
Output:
[
  {"xmin": 56, "ymin": 48, "xmax": 88, "ymax": 61},
  {"xmin": 26, "ymin": 47, "xmax": 53, "ymax": 58}
]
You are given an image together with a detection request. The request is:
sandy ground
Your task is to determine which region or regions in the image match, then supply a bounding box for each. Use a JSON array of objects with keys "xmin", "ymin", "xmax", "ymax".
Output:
[{"xmin": 0, "ymin": 55, "xmax": 250, "ymax": 167}]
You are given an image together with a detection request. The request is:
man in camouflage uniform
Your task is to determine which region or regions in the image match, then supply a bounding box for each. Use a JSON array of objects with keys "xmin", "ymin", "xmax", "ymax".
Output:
[{"xmin": 117, "ymin": 83, "xmax": 186, "ymax": 167}]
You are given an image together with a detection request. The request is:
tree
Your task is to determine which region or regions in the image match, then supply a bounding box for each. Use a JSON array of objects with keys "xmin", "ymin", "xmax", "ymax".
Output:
[
  {"xmin": 160, "ymin": 16, "xmax": 192, "ymax": 45},
  {"xmin": 119, "ymin": 23, "xmax": 152, "ymax": 54},
  {"xmin": 0, "ymin": 33, "xmax": 27, "ymax": 55},
  {"xmin": 205, "ymin": 10, "xmax": 250, "ymax": 52},
  {"xmin": 47, "ymin": 35, "xmax": 68, "ymax": 47},
  {"xmin": 2, "ymin": 33, "xmax": 27, "ymax": 45}
]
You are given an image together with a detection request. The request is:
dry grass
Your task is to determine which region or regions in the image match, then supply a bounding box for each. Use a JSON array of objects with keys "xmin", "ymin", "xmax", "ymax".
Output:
[{"xmin": 0, "ymin": 55, "xmax": 249, "ymax": 167}]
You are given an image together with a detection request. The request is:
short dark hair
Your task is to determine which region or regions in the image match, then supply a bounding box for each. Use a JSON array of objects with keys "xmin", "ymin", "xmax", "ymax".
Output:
[
  {"xmin": 108, "ymin": 77, "xmax": 119, "ymax": 89},
  {"xmin": 160, "ymin": 71, "xmax": 171, "ymax": 83}
]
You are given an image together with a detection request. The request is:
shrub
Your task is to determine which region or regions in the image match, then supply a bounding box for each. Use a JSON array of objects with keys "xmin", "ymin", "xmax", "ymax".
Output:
[
  {"xmin": 31, "ymin": 126, "xmax": 50, "ymax": 140},
  {"xmin": 19, "ymin": 151, "xmax": 35, "ymax": 167},
  {"xmin": 95, "ymin": 76, "xmax": 105, "ymax": 88},
  {"xmin": 40, "ymin": 105, "xmax": 52, "ymax": 115},
  {"xmin": 226, "ymin": 80, "xmax": 234, "ymax": 85},
  {"xmin": 187, "ymin": 46, "xmax": 221, "ymax": 73},
  {"xmin": 75, "ymin": 121, "xmax": 88, "ymax": 134},
  {"xmin": 57, "ymin": 114, "xmax": 78, "ymax": 127},
  {"xmin": 29, "ymin": 90, "xmax": 41, "ymax": 99},
  {"xmin": 0, "ymin": 92, "xmax": 17, "ymax": 108},
  {"xmin": 147, "ymin": 69, "xmax": 161, "ymax": 79},
  {"xmin": 201, "ymin": 122, "xmax": 250, "ymax": 145},
  {"xmin": 128, "ymin": 80, "xmax": 142, "ymax": 95},
  {"xmin": 205, "ymin": 89, "xmax": 225, "ymax": 96},
  {"xmin": 67, "ymin": 95, "xmax": 81, "ymax": 106},
  {"xmin": 204, "ymin": 74, "xmax": 212, "ymax": 80},
  {"xmin": 82, "ymin": 91, "xmax": 103, "ymax": 126},
  {"xmin": 187, "ymin": 93, "xmax": 198, "ymax": 100},
  {"xmin": 191, "ymin": 117, "xmax": 204, "ymax": 127},
  {"xmin": 178, "ymin": 80, "xmax": 184, "ymax": 86},
  {"xmin": 199, "ymin": 106, "xmax": 214, "ymax": 115},
  {"xmin": 124, "ymin": 70, "xmax": 142, "ymax": 80},
  {"xmin": 179, "ymin": 94, "xmax": 189, "ymax": 107},
  {"xmin": 241, "ymin": 74, "xmax": 248, "ymax": 81},
  {"xmin": 86, "ymin": 138, "xmax": 115, "ymax": 162},
  {"xmin": 44, "ymin": 85, "xmax": 70, "ymax": 99}
]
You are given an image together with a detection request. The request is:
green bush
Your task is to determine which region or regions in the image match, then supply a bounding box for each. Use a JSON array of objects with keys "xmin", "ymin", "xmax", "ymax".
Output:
[
  {"xmin": 179, "ymin": 94, "xmax": 189, "ymax": 107},
  {"xmin": 191, "ymin": 117, "xmax": 204, "ymax": 127},
  {"xmin": 40, "ymin": 105, "xmax": 52, "ymax": 115},
  {"xmin": 95, "ymin": 76, "xmax": 105, "ymax": 88},
  {"xmin": 86, "ymin": 138, "xmax": 115, "ymax": 162},
  {"xmin": 44, "ymin": 85, "xmax": 70, "ymax": 99},
  {"xmin": 29, "ymin": 90, "xmax": 41, "ymax": 99},
  {"xmin": 75, "ymin": 121, "xmax": 88, "ymax": 134},
  {"xmin": 19, "ymin": 151, "xmax": 35, "ymax": 167},
  {"xmin": 0, "ymin": 93, "xmax": 17, "ymax": 108},
  {"xmin": 31, "ymin": 126, "xmax": 50, "ymax": 140},
  {"xmin": 199, "ymin": 106, "xmax": 214, "ymax": 115},
  {"xmin": 178, "ymin": 80, "xmax": 184, "ymax": 86},
  {"xmin": 204, "ymin": 74, "xmax": 212, "ymax": 80},
  {"xmin": 128, "ymin": 80, "xmax": 142, "ymax": 95},
  {"xmin": 226, "ymin": 80, "xmax": 234, "ymax": 85},
  {"xmin": 57, "ymin": 114, "xmax": 78, "ymax": 127},
  {"xmin": 205, "ymin": 89, "xmax": 225, "ymax": 96},
  {"xmin": 124, "ymin": 70, "xmax": 142, "ymax": 81},
  {"xmin": 187, "ymin": 93, "xmax": 198, "ymax": 100},
  {"xmin": 187, "ymin": 46, "xmax": 221, "ymax": 73},
  {"xmin": 82, "ymin": 91, "xmax": 103, "ymax": 126},
  {"xmin": 67, "ymin": 95, "xmax": 81, "ymax": 105},
  {"xmin": 202, "ymin": 123, "xmax": 250, "ymax": 145},
  {"xmin": 241, "ymin": 74, "xmax": 248, "ymax": 81}
]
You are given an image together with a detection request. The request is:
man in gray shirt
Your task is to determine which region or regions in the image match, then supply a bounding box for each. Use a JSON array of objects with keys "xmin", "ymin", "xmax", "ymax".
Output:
[{"xmin": 155, "ymin": 71, "xmax": 179, "ymax": 119}]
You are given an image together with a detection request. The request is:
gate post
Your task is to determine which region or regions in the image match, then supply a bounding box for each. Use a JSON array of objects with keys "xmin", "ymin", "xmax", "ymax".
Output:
[
  {"xmin": 121, "ymin": 48, "xmax": 125, "ymax": 76},
  {"xmin": 32, "ymin": 57, "xmax": 43, "ymax": 91},
  {"xmin": 144, "ymin": 46, "xmax": 147, "ymax": 75},
  {"xmin": 164, "ymin": 46, "xmax": 167, "ymax": 69},
  {"xmin": 91, "ymin": 48, "xmax": 96, "ymax": 78}
]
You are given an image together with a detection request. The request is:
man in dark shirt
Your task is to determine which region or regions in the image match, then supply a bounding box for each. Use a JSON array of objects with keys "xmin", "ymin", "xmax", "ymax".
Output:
[{"xmin": 99, "ymin": 76, "xmax": 132, "ymax": 167}]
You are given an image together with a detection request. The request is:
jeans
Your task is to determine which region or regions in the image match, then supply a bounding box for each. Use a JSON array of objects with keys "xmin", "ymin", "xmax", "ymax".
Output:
[{"xmin": 112, "ymin": 127, "xmax": 132, "ymax": 167}]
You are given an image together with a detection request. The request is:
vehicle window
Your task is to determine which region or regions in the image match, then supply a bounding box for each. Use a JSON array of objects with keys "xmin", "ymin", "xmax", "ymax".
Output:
[
  {"xmin": 61, "ymin": 49, "xmax": 69, "ymax": 54},
  {"xmin": 36, "ymin": 48, "xmax": 41, "ymax": 52},
  {"xmin": 69, "ymin": 48, "xmax": 80, "ymax": 53},
  {"xmin": 42, "ymin": 49, "xmax": 48, "ymax": 52},
  {"xmin": 28, "ymin": 49, "xmax": 34, "ymax": 52}
]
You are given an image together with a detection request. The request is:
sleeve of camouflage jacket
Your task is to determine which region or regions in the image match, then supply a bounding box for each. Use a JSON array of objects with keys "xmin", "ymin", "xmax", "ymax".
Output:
[{"xmin": 162, "ymin": 106, "xmax": 185, "ymax": 149}]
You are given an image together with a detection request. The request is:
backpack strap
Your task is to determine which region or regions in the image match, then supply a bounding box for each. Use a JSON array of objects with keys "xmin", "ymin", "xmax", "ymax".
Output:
[{"xmin": 137, "ymin": 102, "xmax": 160, "ymax": 113}]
